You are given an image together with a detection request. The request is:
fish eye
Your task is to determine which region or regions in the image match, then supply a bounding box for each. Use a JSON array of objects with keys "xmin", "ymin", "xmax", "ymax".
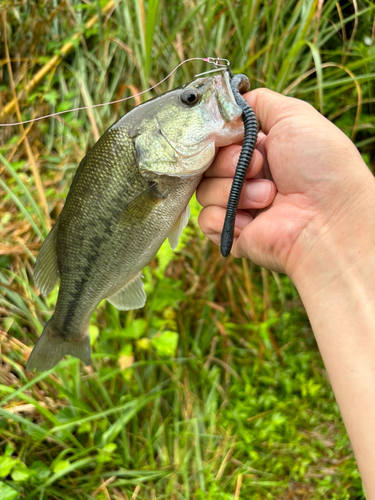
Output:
[{"xmin": 180, "ymin": 88, "xmax": 201, "ymax": 106}]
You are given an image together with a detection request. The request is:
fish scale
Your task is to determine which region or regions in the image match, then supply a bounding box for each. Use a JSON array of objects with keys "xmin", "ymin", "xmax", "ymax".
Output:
[{"xmin": 55, "ymin": 132, "xmax": 145, "ymax": 331}]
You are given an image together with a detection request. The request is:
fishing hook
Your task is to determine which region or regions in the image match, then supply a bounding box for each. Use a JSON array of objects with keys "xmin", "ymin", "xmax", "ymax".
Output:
[{"xmin": 194, "ymin": 57, "xmax": 231, "ymax": 77}]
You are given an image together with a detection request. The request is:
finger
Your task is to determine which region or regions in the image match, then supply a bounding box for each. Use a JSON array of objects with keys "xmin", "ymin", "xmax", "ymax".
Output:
[
  {"xmin": 256, "ymin": 131, "xmax": 267, "ymax": 149},
  {"xmin": 198, "ymin": 206, "xmax": 253, "ymax": 241},
  {"xmin": 254, "ymin": 132, "xmax": 273, "ymax": 181},
  {"xmin": 204, "ymin": 147, "xmax": 263, "ymax": 179},
  {"xmin": 197, "ymin": 178, "xmax": 276, "ymax": 210},
  {"xmin": 243, "ymin": 88, "xmax": 312, "ymax": 135}
]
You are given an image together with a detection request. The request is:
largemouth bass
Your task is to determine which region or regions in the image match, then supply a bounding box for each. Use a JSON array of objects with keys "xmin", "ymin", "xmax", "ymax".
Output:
[{"xmin": 27, "ymin": 73, "xmax": 244, "ymax": 372}]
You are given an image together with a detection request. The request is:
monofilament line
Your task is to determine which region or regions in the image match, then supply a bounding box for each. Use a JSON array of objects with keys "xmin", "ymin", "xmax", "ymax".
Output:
[{"xmin": 0, "ymin": 57, "xmax": 227, "ymax": 127}]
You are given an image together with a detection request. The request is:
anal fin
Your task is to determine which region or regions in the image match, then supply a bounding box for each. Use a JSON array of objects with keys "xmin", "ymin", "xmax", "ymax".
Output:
[
  {"xmin": 107, "ymin": 271, "xmax": 146, "ymax": 311},
  {"xmin": 168, "ymin": 204, "xmax": 190, "ymax": 250},
  {"xmin": 34, "ymin": 221, "xmax": 59, "ymax": 296}
]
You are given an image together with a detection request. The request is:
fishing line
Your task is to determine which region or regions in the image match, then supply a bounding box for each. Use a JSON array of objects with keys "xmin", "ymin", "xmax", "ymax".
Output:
[{"xmin": 0, "ymin": 57, "xmax": 229, "ymax": 127}]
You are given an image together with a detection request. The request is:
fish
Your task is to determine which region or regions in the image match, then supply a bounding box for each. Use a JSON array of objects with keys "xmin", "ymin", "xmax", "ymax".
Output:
[{"xmin": 26, "ymin": 72, "xmax": 244, "ymax": 372}]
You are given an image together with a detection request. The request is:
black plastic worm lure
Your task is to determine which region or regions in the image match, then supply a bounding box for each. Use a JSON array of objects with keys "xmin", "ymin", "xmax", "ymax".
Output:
[{"xmin": 220, "ymin": 71, "xmax": 258, "ymax": 257}]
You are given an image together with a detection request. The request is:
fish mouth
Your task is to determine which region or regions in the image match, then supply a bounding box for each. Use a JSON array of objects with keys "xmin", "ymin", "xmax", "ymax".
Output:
[{"xmin": 224, "ymin": 71, "xmax": 237, "ymax": 106}]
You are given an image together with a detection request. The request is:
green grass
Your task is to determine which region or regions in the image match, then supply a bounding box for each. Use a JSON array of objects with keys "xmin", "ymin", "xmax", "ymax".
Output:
[{"xmin": 0, "ymin": 0, "xmax": 374, "ymax": 498}]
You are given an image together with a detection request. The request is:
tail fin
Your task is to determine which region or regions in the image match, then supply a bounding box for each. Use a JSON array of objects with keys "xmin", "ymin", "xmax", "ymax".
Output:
[{"xmin": 26, "ymin": 320, "xmax": 91, "ymax": 372}]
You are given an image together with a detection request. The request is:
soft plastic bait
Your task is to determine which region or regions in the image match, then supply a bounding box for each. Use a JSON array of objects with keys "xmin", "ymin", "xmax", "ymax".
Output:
[{"xmin": 220, "ymin": 70, "xmax": 258, "ymax": 257}]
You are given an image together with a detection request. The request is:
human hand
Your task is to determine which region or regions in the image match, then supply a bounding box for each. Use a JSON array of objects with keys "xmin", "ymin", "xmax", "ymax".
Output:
[{"xmin": 197, "ymin": 88, "xmax": 374, "ymax": 282}]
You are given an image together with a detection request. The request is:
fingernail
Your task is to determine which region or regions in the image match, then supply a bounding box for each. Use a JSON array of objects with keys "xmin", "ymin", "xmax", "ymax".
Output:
[
  {"xmin": 245, "ymin": 181, "xmax": 271, "ymax": 203},
  {"xmin": 231, "ymin": 151, "xmax": 241, "ymax": 168}
]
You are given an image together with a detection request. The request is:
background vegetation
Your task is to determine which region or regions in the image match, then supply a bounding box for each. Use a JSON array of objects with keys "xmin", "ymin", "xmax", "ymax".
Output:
[{"xmin": 0, "ymin": 0, "xmax": 374, "ymax": 498}]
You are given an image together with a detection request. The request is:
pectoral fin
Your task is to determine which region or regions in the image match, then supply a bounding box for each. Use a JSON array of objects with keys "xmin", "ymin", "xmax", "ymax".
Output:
[
  {"xmin": 107, "ymin": 271, "xmax": 146, "ymax": 310},
  {"xmin": 118, "ymin": 183, "xmax": 162, "ymax": 228},
  {"xmin": 34, "ymin": 221, "xmax": 59, "ymax": 296},
  {"xmin": 168, "ymin": 204, "xmax": 191, "ymax": 250}
]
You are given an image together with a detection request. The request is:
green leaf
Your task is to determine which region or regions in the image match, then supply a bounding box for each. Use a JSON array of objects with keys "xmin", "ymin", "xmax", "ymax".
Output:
[
  {"xmin": 97, "ymin": 444, "xmax": 118, "ymax": 464},
  {"xmin": 25, "ymin": 423, "xmax": 46, "ymax": 441},
  {"xmin": 0, "ymin": 457, "xmax": 17, "ymax": 478},
  {"xmin": 155, "ymin": 240, "xmax": 175, "ymax": 277},
  {"xmin": 144, "ymin": 0, "xmax": 160, "ymax": 79},
  {"xmin": 77, "ymin": 421, "xmax": 92, "ymax": 434},
  {"xmin": 151, "ymin": 331, "xmax": 179, "ymax": 357},
  {"xmin": 305, "ymin": 41, "xmax": 323, "ymax": 113},
  {"xmin": 150, "ymin": 280, "xmax": 185, "ymax": 312},
  {"xmin": 4, "ymin": 444, "xmax": 15, "ymax": 457},
  {"xmin": 0, "ymin": 482, "xmax": 19, "ymax": 500},
  {"xmin": 44, "ymin": 90, "xmax": 60, "ymax": 106},
  {"xmin": 102, "ymin": 443, "xmax": 117, "ymax": 454},
  {"xmin": 11, "ymin": 463, "xmax": 31, "ymax": 482},
  {"xmin": 121, "ymin": 319, "xmax": 147, "ymax": 339},
  {"xmin": 56, "ymin": 101, "xmax": 73, "ymax": 112},
  {"xmin": 52, "ymin": 460, "xmax": 70, "ymax": 473},
  {"xmin": 89, "ymin": 325, "xmax": 100, "ymax": 345},
  {"xmin": 30, "ymin": 461, "xmax": 50, "ymax": 482}
]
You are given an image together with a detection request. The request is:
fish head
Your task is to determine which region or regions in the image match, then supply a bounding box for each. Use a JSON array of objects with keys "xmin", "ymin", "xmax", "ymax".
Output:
[
  {"xmin": 127, "ymin": 73, "xmax": 245, "ymax": 178},
  {"xmin": 155, "ymin": 72, "xmax": 244, "ymax": 154}
]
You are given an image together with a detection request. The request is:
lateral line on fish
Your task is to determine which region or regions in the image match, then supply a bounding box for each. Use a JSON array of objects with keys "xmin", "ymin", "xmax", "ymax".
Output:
[{"xmin": 0, "ymin": 57, "xmax": 230, "ymax": 127}]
